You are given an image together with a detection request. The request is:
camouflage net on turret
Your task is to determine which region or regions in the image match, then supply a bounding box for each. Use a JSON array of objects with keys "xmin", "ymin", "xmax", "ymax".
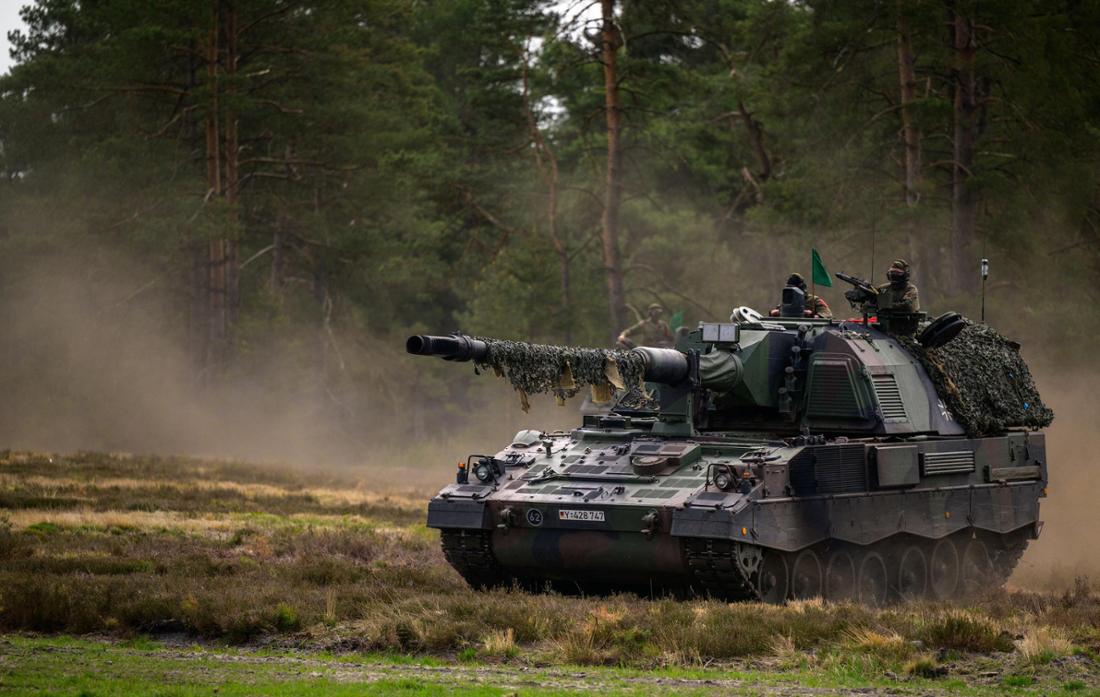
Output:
[
  {"xmin": 472, "ymin": 337, "xmax": 647, "ymax": 411},
  {"xmin": 899, "ymin": 322, "xmax": 1053, "ymax": 437}
]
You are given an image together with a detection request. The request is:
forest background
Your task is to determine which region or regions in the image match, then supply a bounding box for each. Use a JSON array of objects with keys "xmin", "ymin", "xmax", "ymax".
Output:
[{"xmin": 1, "ymin": 0, "xmax": 1098, "ymax": 471}]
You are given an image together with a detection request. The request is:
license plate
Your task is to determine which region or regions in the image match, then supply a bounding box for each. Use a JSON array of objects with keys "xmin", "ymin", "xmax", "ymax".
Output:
[{"xmin": 558, "ymin": 509, "xmax": 605, "ymax": 522}]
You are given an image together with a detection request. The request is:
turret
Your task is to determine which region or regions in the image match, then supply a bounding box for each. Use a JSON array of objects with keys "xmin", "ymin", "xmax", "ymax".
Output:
[{"xmin": 406, "ymin": 313, "xmax": 1051, "ymax": 440}]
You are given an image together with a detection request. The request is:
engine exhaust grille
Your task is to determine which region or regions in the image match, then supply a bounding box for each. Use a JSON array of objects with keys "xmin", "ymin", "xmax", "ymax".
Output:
[
  {"xmin": 921, "ymin": 450, "xmax": 976, "ymax": 476},
  {"xmin": 871, "ymin": 374, "xmax": 908, "ymax": 421}
]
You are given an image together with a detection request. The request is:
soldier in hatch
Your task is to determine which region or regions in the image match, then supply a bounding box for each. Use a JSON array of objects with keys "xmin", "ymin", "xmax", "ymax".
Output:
[
  {"xmin": 867, "ymin": 259, "xmax": 920, "ymax": 314},
  {"xmin": 769, "ymin": 273, "xmax": 832, "ymax": 318},
  {"xmin": 839, "ymin": 258, "xmax": 921, "ymax": 335},
  {"xmin": 617, "ymin": 303, "xmax": 674, "ymax": 348}
]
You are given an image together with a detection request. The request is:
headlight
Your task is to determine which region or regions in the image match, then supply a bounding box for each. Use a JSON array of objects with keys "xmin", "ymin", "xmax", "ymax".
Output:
[
  {"xmin": 474, "ymin": 460, "xmax": 495, "ymax": 483},
  {"xmin": 714, "ymin": 469, "xmax": 734, "ymax": 491}
]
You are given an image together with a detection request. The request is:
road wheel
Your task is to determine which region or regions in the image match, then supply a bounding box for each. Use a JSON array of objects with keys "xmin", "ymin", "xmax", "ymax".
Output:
[
  {"xmin": 756, "ymin": 552, "xmax": 789, "ymax": 604},
  {"xmin": 960, "ymin": 536, "xmax": 995, "ymax": 595},
  {"xmin": 791, "ymin": 549, "xmax": 823, "ymax": 599},
  {"xmin": 896, "ymin": 545, "xmax": 929, "ymax": 601},
  {"xmin": 930, "ymin": 537, "xmax": 960, "ymax": 600},
  {"xmin": 825, "ymin": 548, "xmax": 857, "ymax": 602},
  {"xmin": 857, "ymin": 551, "xmax": 889, "ymax": 607}
]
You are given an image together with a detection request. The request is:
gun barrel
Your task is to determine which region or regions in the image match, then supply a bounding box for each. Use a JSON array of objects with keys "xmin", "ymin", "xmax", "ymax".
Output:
[
  {"xmin": 406, "ymin": 334, "xmax": 489, "ymax": 362},
  {"xmin": 406, "ymin": 334, "xmax": 742, "ymax": 395},
  {"xmin": 634, "ymin": 347, "xmax": 690, "ymax": 384},
  {"xmin": 836, "ymin": 271, "xmax": 877, "ymax": 295}
]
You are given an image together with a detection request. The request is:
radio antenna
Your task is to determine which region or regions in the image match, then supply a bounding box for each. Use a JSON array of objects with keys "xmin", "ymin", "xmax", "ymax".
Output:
[
  {"xmin": 869, "ymin": 210, "xmax": 877, "ymax": 280},
  {"xmin": 980, "ymin": 257, "xmax": 989, "ymax": 323}
]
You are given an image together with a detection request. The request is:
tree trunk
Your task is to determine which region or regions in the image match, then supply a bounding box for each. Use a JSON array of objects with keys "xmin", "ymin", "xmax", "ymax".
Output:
[
  {"xmin": 186, "ymin": 39, "xmax": 207, "ymax": 376},
  {"xmin": 600, "ymin": 0, "xmax": 627, "ymax": 342},
  {"xmin": 224, "ymin": 2, "xmax": 240, "ymax": 327},
  {"xmin": 950, "ymin": 2, "xmax": 979, "ymax": 295},
  {"xmin": 271, "ymin": 229, "xmax": 284, "ymax": 300},
  {"xmin": 190, "ymin": 240, "xmax": 209, "ymax": 376},
  {"xmin": 897, "ymin": 1, "xmax": 921, "ymax": 208},
  {"xmin": 205, "ymin": 0, "xmax": 226, "ymax": 368},
  {"xmin": 738, "ymin": 101, "xmax": 771, "ymax": 182},
  {"xmin": 200, "ymin": 0, "xmax": 243, "ymax": 371},
  {"xmin": 897, "ymin": 1, "xmax": 924, "ymax": 286}
]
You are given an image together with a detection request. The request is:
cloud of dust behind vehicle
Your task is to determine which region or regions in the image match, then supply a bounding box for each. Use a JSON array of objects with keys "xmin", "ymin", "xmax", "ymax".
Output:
[
  {"xmin": 1010, "ymin": 364, "xmax": 1100, "ymax": 589},
  {"xmin": 0, "ymin": 250, "xmax": 575, "ymax": 492}
]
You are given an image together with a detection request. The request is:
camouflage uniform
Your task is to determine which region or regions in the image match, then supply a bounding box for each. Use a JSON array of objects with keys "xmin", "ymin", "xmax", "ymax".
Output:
[
  {"xmin": 804, "ymin": 294, "xmax": 832, "ymax": 318},
  {"xmin": 869, "ymin": 260, "xmax": 919, "ymax": 313},
  {"xmin": 873, "ymin": 282, "xmax": 920, "ymax": 313},
  {"xmin": 620, "ymin": 317, "xmax": 674, "ymax": 347},
  {"xmin": 858, "ymin": 260, "xmax": 921, "ymax": 335}
]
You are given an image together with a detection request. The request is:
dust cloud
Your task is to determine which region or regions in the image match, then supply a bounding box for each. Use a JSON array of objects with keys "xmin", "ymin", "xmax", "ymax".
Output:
[
  {"xmin": 1010, "ymin": 363, "xmax": 1100, "ymax": 589},
  {"xmin": 0, "ymin": 250, "xmax": 573, "ymax": 491}
]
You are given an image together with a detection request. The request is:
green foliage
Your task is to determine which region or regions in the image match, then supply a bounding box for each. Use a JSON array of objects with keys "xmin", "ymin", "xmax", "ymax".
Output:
[{"xmin": 272, "ymin": 602, "xmax": 300, "ymax": 632}]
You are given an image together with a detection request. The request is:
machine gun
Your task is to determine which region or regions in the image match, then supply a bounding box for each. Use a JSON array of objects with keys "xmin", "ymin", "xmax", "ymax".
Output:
[{"xmin": 835, "ymin": 272, "xmax": 878, "ymax": 307}]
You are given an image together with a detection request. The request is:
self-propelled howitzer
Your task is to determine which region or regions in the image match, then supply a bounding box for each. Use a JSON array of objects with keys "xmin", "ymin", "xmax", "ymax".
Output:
[{"xmin": 407, "ymin": 316, "xmax": 1050, "ymax": 603}]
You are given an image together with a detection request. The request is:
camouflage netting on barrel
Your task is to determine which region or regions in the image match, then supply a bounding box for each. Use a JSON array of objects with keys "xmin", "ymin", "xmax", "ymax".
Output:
[
  {"xmin": 900, "ymin": 322, "xmax": 1053, "ymax": 436},
  {"xmin": 473, "ymin": 337, "xmax": 647, "ymax": 411}
]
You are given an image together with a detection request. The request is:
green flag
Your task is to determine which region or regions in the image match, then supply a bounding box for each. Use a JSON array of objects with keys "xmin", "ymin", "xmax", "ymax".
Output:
[
  {"xmin": 669, "ymin": 309, "xmax": 684, "ymax": 332},
  {"xmin": 811, "ymin": 248, "xmax": 833, "ymax": 287}
]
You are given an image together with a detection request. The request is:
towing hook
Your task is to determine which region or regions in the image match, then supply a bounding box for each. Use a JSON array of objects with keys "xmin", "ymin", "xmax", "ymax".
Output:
[
  {"xmin": 640, "ymin": 510, "xmax": 659, "ymax": 539},
  {"xmin": 497, "ymin": 507, "xmax": 516, "ymax": 534}
]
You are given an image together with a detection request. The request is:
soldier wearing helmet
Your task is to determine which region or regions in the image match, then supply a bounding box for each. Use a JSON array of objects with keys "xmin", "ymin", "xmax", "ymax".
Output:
[
  {"xmin": 769, "ymin": 273, "xmax": 832, "ymax": 318},
  {"xmin": 617, "ymin": 303, "xmax": 674, "ymax": 348},
  {"xmin": 870, "ymin": 259, "xmax": 920, "ymax": 313}
]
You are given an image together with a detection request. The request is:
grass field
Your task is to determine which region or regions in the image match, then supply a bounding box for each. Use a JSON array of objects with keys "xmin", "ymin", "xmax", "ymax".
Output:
[{"xmin": 2, "ymin": 450, "xmax": 1099, "ymax": 695}]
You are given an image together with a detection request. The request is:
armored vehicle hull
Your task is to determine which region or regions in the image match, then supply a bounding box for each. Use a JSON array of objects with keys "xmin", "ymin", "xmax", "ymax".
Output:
[{"xmin": 413, "ymin": 317, "xmax": 1049, "ymax": 603}]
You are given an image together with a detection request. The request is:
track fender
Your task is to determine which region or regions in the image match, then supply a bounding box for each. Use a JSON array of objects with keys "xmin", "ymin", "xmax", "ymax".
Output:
[
  {"xmin": 670, "ymin": 507, "xmax": 737, "ymax": 539},
  {"xmin": 427, "ymin": 498, "xmax": 489, "ymax": 529}
]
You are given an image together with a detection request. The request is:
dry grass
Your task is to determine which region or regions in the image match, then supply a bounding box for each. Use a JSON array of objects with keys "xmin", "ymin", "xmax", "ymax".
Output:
[
  {"xmin": 2, "ymin": 449, "xmax": 1100, "ymax": 674},
  {"xmin": 841, "ymin": 627, "xmax": 915, "ymax": 663},
  {"xmin": 481, "ymin": 627, "xmax": 518, "ymax": 658},
  {"xmin": 0, "ymin": 474, "xmax": 424, "ymax": 511},
  {"xmin": 3, "ymin": 508, "xmax": 239, "ymax": 534},
  {"xmin": 2, "ymin": 507, "xmax": 419, "ymax": 537},
  {"xmin": 1018, "ymin": 626, "xmax": 1074, "ymax": 664}
]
